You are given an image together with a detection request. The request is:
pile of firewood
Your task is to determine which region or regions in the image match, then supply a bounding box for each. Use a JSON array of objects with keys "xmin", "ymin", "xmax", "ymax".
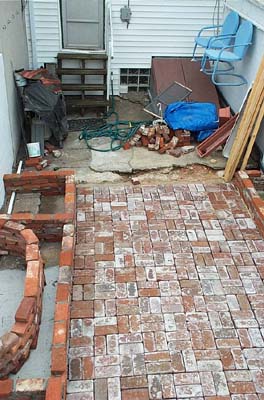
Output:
[{"xmin": 123, "ymin": 123, "xmax": 194, "ymax": 157}]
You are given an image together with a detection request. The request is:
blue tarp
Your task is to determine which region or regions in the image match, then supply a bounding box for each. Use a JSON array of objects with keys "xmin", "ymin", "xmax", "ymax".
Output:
[{"xmin": 164, "ymin": 102, "xmax": 219, "ymax": 141}]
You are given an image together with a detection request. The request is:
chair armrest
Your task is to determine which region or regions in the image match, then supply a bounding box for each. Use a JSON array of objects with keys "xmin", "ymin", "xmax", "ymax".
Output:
[
  {"xmin": 217, "ymin": 43, "xmax": 252, "ymax": 58},
  {"xmin": 197, "ymin": 24, "xmax": 223, "ymax": 37},
  {"xmin": 207, "ymin": 34, "xmax": 236, "ymax": 48}
]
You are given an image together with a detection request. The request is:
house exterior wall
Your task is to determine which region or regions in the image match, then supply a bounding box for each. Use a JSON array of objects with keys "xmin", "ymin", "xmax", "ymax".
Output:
[
  {"xmin": 26, "ymin": 0, "xmax": 62, "ymax": 68},
  {"xmin": 0, "ymin": 1, "xmax": 29, "ymax": 207},
  {"xmin": 219, "ymin": 1, "xmax": 264, "ymax": 164},
  {"xmin": 110, "ymin": 0, "xmax": 223, "ymax": 93},
  {"xmin": 26, "ymin": 0, "xmax": 223, "ymax": 94}
]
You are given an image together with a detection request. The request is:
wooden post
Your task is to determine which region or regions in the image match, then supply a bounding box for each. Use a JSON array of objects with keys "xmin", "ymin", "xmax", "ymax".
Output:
[{"xmin": 224, "ymin": 57, "xmax": 264, "ymax": 182}]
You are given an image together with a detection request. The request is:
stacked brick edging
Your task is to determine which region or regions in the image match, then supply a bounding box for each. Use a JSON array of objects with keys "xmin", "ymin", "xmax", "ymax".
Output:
[
  {"xmin": 1, "ymin": 171, "xmax": 75, "ymax": 241},
  {"xmin": 0, "ymin": 171, "xmax": 76, "ymax": 400},
  {"xmin": 235, "ymin": 170, "xmax": 264, "ymax": 236},
  {"xmin": 0, "ymin": 221, "xmax": 44, "ymax": 396},
  {"xmin": 46, "ymin": 173, "xmax": 76, "ymax": 400}
]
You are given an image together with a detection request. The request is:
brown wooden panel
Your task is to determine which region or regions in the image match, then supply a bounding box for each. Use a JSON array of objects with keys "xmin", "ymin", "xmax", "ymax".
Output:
[
  {"xmin": 152, "ymin": 58, "xmax": 185, "ymax": 94},
  {"xmin": 181, "ymin": 58, "xmax": 220, "ymax": 109},
  {"xmin": 151, "ymin": 57, "xmax": 220, "ymax": 109}
]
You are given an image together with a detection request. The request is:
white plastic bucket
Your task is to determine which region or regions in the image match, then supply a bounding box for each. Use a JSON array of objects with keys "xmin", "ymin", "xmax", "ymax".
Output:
[
  {"xmin": 27, "ymin": 142, "xmax": 41, "ymax": 157},
  {"xmin": 14, "ymin": 72, "xmax": 27, "ymax": 87}
]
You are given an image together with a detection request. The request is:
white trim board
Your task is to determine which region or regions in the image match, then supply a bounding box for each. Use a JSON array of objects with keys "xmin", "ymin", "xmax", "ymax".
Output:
[{"xmin": 226, "ymin": 0, "xmax": 264, "ymax": 31}]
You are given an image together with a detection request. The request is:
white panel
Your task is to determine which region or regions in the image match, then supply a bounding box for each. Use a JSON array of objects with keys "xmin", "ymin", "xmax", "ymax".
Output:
[
  {"xmin": 0, "ymin": 55, "xmax": 13, "ymax": 208},
  {"xmin": 29, "ymin": 0, "xmax": 62, "ymax": 66},
  {"xmin": 226, "ymin": 0, "xmax": 264, "ymax": 31}
]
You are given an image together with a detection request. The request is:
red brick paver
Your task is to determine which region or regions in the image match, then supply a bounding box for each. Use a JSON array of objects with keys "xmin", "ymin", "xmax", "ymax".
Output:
[{"xmin": 68, "ymin": 183, "xmax": 264, "ymax": 399}]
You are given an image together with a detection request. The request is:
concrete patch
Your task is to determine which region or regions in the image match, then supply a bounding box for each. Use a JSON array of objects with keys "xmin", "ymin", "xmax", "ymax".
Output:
[
  {"xmin": 62, "ymin": 132, "xmax": 88, "ymax": 151},
  {"xmin": 90, "ymin": 146, "xmax": 133, "ymax": 173},
  {"xmin": 75, "ymin": 169, "xmax": 125, "ymax": 184},
  {"xmin": 12, "ymin": 266, "xmax": 59, "ymax": 379},
  {"xmin": 130, "ymin": 147, "xmax": 226, "ymax": 171},
  {"xmin": 0, "ymin": 269, "xmax": 26, "ymax": 336},
  {"xmin": 51, "ymin": 149, "xmax": 91, "ymax": 168}
]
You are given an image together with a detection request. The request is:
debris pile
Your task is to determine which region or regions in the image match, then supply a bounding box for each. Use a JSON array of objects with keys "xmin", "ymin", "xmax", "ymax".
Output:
[
  {"xmin": 25, "ymin": 143, "xmax": 62, "ymax": 171},
  {"xmin": 123, "ymin": 122, "xmax": 194, "ymax": 157}
]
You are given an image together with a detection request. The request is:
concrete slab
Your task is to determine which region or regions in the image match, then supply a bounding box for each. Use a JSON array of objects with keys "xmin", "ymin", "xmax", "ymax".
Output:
[
  {"xmin": 130, "ymin": 147, "xmax": 226, "ymax": 171},
  {"xmin": 75, "ymin": 169, "xmax": 125, "ymax": 185},
  {"xmin": 50, "ymin": 149, "xmax": 91, "ymax": 169},
  {"xmin": 12, "ymin": 266, "xmax": 58, "ymax": 379},
  {"xmin": 44, "ymin": 93, "xmax": 227, "ymax": 181},
  {"xmin": 90, "ymin": 146, "xmax": 133, "ymax": 173},
  {"xmin": 0, "ymin": 269, "xmax": 26, "ymax": 336},
  {"xmin": 62, "ymin": 132, "xmax": 88, "ymax": 151}
]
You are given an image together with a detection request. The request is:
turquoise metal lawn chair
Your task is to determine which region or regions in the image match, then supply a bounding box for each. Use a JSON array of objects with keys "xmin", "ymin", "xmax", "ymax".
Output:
[
  {"xmin": 200, "ymin": 20, "xmax": 253, "ymax": 86},
  {"xmin": 192, "ymin": 11, "xmax": 240, "ymax": 60}
]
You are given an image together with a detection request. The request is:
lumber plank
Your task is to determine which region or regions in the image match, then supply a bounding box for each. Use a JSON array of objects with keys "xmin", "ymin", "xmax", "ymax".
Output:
[
  {"xmin": 241, "ymin": 99, "xmax": 264, "ymax": 170},
  {"xmin": 224, "ymin": 57, "xmax": 264, "ymax": 181},
  {"xmin": 224, "ymin": 85, "xmax": 264, "ymax": 179}
]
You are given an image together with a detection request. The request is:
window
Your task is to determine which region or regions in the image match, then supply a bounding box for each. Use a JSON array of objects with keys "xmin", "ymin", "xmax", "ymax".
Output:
[{"xmin": 120, "ymin": 68, "xmax": 151, "ymax": 92}]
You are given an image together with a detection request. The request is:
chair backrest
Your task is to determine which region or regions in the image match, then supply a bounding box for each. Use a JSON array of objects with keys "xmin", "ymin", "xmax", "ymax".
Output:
[
  {"xmin": 234, "ymin": 20, "xmax": 254, "ymax": 59},
  {"xmin": 221, "ymin": 11, "xmax": 240, "ymax": 41}
]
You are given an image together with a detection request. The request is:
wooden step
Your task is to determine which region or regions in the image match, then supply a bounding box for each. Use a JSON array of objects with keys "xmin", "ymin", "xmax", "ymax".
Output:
[
  {"xmin": 62, "ymin": 83, "xmax": 107, "ymax": 91},
  {"xmin": 65, "ymin": 98, "xmax": 109, "ymax": 108},
  {"xmin": 58, "ymin": 53, "xmax": 108, "ymax": 61},
  {"xmin": 57, "ymin": 68, "xmax": 107, "ymax": 76}
]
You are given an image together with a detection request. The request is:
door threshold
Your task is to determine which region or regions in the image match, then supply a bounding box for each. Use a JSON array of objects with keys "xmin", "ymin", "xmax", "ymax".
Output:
[{"xmin": 61, "ymin": 49, "xmax": 106, "ymax": 55}]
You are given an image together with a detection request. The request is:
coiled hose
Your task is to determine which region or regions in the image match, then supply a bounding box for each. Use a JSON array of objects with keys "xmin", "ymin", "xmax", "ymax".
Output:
[
  {"xmin": 79, "ymin": 74, "xmax": 152, "ymax": 152},
  {"xmin": 79, "ymin": 113, "xmax": 151, "ymax": 152}
]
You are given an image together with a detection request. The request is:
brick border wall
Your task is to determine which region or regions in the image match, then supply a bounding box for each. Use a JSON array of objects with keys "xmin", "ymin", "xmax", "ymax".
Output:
[
  {"xmin": 0, "ymin": 222, "xmax": 44, "ymax": 379},
  {"xmin": 1, "ymin": 171, "xmax": 75, "ymax": 241},
  {"xmin": 0, "ymin": 171, "xmax": 76, "ymax": 400},
  {"xmin": 47, "ymin": 222, "xmax": 75, "ymax": 400},
  {"xmin": 235, "ymin": 170, "xmax": 264, "ymax": 237}
]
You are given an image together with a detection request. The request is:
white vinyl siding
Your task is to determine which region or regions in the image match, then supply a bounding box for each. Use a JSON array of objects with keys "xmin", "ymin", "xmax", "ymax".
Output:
[
  {"xmin": 26, "ymin": 0, "xmax": 223, "ymax": 93},
  {"xmin": 110, "ymin": 0, "xmax": 224, "ymax": 93},
  {"xmin": 26, "ymin": 0, "xmax": 61, "ymax": 68}
]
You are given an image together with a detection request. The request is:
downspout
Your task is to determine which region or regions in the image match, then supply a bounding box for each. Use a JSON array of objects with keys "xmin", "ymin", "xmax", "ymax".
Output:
[{"xmin": 28, "ymin": 0, "xmax": 38, "ymax": 68}]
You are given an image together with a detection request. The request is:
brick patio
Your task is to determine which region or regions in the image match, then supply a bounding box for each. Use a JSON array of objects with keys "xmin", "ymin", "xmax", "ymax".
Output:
[{"xmin": 68, "ymin": 183, "xmax": 264, "ymax": 399}]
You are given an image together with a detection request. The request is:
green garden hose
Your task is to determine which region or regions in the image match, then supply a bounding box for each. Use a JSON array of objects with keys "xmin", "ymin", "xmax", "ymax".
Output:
[
  {"xmin": 79, "ymin": 118, "xmax": 147, "ymax": 152},
  {"xmin": 79, "ymin": 72, "xmax": 152, "ymax": 152}
]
